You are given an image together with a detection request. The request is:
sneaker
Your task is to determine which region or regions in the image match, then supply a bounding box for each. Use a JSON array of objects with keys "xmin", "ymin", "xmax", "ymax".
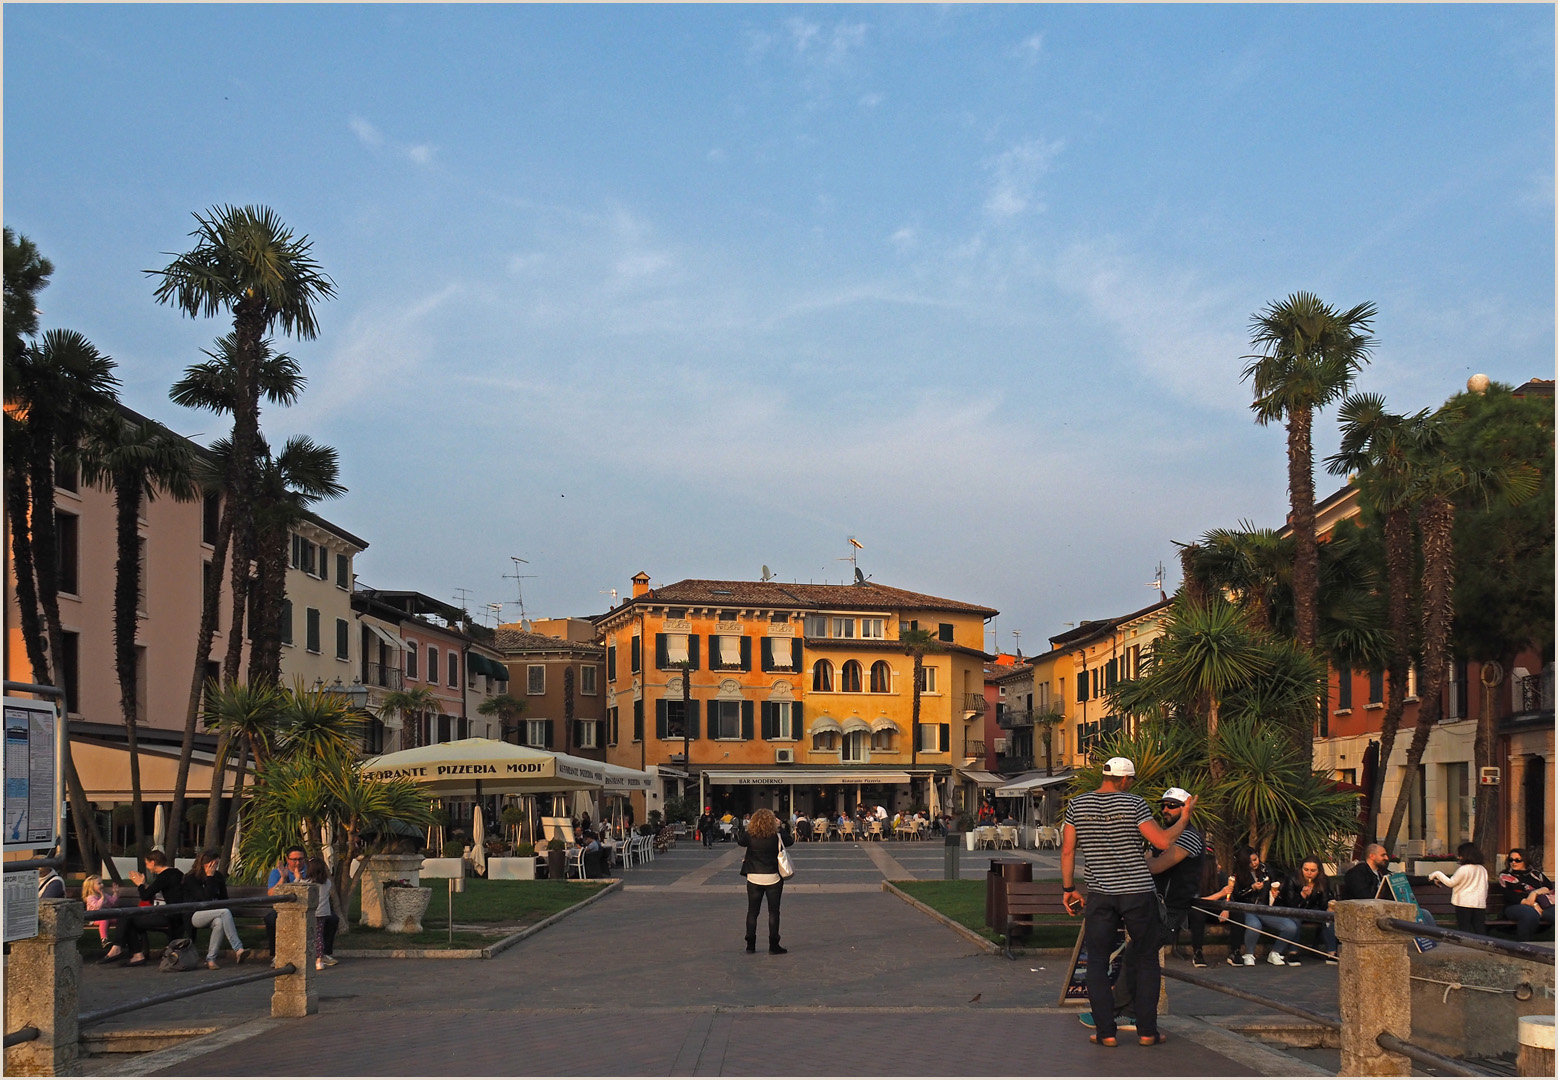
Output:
[
  {"xmin": 1227, "ymin": 953, "xmax": 1255, "ymax": 967},
  {"xmin": 1283, "ymin": 955, "xmax": 1302, "ymax": 967},
  {"xmin": 1116, "ymin": 1016, "xmax": 1138, "ymax": 1032},
  {"xmin": 1267, "ymin": 951, "xmax": 1287, "ymax": 966},
  {"xmin": 1242, "ymin": 953, "xmax": 1256, "ymax": 966},
  {"xmin": 1079, "ymin": 1011, "xmax": 1096, "ymax": 1029},
  {"xmin": 320, "ymin": 955, "xmax": 338, "ymax": 967},
  {"xmin": 1192, "ymin": 951, "xmax": 1208, "ymax": 968},
  {"xmin": 1325, "ymin": 955, "xmax": 1339, "ymax": 966}
]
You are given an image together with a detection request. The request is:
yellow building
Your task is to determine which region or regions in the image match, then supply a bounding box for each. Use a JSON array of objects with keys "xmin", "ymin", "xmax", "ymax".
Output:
[{"xmin": 597, "ymin": 573, "xmax": 996, "ymax": 820}]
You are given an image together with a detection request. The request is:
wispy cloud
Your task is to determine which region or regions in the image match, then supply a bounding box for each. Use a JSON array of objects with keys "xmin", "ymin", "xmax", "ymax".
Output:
[
  {"xmin": 348, "ymin": 115, "xmax": 435, "ymax": 167},
  {"xmin": 984, "ymin": 137, "xmax": 1063, "ymax": 219},
  {"xmin": 349, "ymin": 116, "xmax": 382, "ymax": 148},
  {"xmin": 1012, "ymin": 33, "xmax": 1044, "ymax": 65}
]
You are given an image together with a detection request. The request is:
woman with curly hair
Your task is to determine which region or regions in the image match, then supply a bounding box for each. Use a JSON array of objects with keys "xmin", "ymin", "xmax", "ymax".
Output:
[{"xmin": 736, "ymin": 807, "xmax": 793, "ymax": 954}]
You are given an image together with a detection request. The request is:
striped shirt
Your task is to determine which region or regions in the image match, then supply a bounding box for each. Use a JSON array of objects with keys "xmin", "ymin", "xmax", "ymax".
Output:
[{"xmin": 1064, "ymin": 790, "xmax": 1154, "ymax": 894}]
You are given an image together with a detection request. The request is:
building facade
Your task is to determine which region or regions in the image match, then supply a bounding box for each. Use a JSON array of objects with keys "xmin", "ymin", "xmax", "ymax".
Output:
[{"xmin": 492, "ymin": 620, "xmax": 607, "ymax": 761}]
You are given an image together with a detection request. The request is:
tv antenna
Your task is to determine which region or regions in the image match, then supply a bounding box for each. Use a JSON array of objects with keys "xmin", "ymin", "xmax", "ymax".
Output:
[
  {"xmin": 452, "ymin": 587, "xmax": 474, "ymax": 622},
  {"xmin": 1146, "ymin": 561, "xmax": 1166, "ymax": 592},
  {"xmin": 503, "ymin": 557, "xmax": 537, "ymax": 625},
  {"xmin": 760, "ymin": 565, "xmax": 774, "ymax": 582},
  {"xmin": 483, "ymin": 602, "xmax": 505, "ymax": 627},
  {"xmin": 837, "ymin": 537, "xmax": 866, "ymax": 582},
  {"xmin": 1011, "ymin": 629, "xmax": 1022, "ymax": 658},
  {"xmin": 599, "ymin": 587, "xmax": 619, "ymax": 606}
]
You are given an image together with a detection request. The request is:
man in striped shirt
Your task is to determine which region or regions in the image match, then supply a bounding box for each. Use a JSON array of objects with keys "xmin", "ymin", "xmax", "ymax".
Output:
[{"xmin": 1061, "ymin": 757, "xmax": 1198, "ymax": 1047}]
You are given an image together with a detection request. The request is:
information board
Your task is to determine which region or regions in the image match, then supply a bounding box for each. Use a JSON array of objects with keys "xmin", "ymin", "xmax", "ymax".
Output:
[
  {"xmin": 4, "ymin": 869, "xmax": 39, "ymax": 942},
  {"xmin": 1058, "ymin": 923, "xmax": 1128, "ymax": 1006},
  {"xmin": 4, "ymin": 697, "xmax": 59, "ymax": 852},
  {"xmin": 1384, "ymin": 871, "xmax": 1438, "ymax": 952}
]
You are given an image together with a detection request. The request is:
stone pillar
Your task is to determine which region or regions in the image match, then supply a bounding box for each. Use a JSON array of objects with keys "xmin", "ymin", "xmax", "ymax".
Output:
[
  {"xmin": 1334, "ymin": 898, "xmax": 1417, "ymax": 1076},
  {"xmin": 1517, "ymin": 1016, "xmax": 1554, "ymax": 1078},
  {"xmin": 357, "ymin": 853, "xmax": 424, "ymax": 929},
  {"xmin": 4, "ymin": 899, "xmax": 83, "ymax": 1077},
  {"xmin": 270, "ymin": 884, "xmax": 317, "ymax": 1018}
]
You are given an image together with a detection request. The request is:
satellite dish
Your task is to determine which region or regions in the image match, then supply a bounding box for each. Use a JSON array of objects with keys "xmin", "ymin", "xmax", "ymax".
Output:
[
  {"xmin": 854, "ymin": 567, "xmax": 866, "ymax": 585},
  {"xmin": 761, "ymin": 565, "xmax": 773, "ymax": 581}
]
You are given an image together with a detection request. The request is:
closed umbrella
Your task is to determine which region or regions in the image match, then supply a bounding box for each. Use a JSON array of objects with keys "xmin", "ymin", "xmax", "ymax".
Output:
[
  {"xmin": 152, "ymin": 803, "xmax": 167, "ymax": 853},
  {"xmin": 928, "ymin": 780, "xmax": 941, "ymax": 819},
  {"xmin": 471, "ymin": 804, "xmax": 487, "ymax": 876}
]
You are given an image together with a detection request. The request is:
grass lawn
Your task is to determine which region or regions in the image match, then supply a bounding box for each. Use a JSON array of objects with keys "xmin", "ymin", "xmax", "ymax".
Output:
[{"xmin": 892, "ymin": 880, "xmax": 1081, "ymax": 948}]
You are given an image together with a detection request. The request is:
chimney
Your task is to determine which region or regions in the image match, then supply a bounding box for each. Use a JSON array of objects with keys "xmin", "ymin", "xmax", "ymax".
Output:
[{"xmin": 631, "ymin": 571, "xmax": 651, "ymax": 599}]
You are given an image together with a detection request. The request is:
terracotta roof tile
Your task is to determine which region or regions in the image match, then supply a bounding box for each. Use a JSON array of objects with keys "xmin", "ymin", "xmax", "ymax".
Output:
[
  {"xmin": 492, "ymin": 628, "xmax": 604, "ymax": 656},
  {"xmin": 603, "ymin": 578, "xmax": 997, "ymax": 618}
]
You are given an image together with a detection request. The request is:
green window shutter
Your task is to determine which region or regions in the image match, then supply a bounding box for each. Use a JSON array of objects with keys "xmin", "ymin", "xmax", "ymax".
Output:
[
  {"xmin": 791, "ymin": 638, "xmax": 803, "ymax": 670},
  {"xmin": 938, "ymin": 623, "xmax": 954, "ymax": 642},
  {"xmin": 688, "ymin": 635, "xmax": 700, "ymax": 670},
  {"xmin": 656, "ymin": 699, "xmax": 668, "ymax": 740},
  {"xmin": 633, "ymin": 699, "xmax": 643, "ymax": 741},
  {"xmin": 741, "ymin": 700, "xmax": 754, "ymax": 740},
  {"xmin": 655, "ymin": 634, "xmax": 668, "ymax": 670},
  {"xmin": 544, "ymin": 719, "xmax": 555, "ymax": 749},
  {"xmin": 708, "ymin": 636, "xmax": 722, "ymax": 668},
  {"xmin": 760, "ymin": 638, "xmax": 773, "ymax": 672},
  {"xmin": 790, "ymin": 701, "xmax": 802, "ymax": 741},
  {"xmin": 760, "ymin": 701, "xmax": 774, "ymax": 740},
  {"xmin": 740, "ymin": 636, "xmax": 751, "ymax": 671},
  {"xmin": 607, "ymin": 646, "xmax": 616, "ymax": 681},
  {"xmin": 938, "ymin": 723, "xmax": 949, "ymax": 753},
  {"xmin": 631, "ymin": 637, "xmax": 641, "ymax": 673},
  {"xmin": 1076, "ymin": 670, "xmax": 1089, "ymax": 701},
  {"xmin": 688, "ymin": 700, "xmax": 701, "ymax": 740}
]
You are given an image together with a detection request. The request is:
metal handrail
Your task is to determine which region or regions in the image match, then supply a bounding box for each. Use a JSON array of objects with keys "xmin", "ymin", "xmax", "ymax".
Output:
[
  {"xmin": 1202, "ymin": 898, "xmax": 1335, "ymax": 923},
  {"xmin": 3, "ymin": 856, "xmax": 65, "ymax": 872},
  {"xmin": 83, "ymin": 893, "xmax": 298, "ymax": 922},
  {"xmin": 3, "ymin": 1027, "xmax": 41, "ymax": 1048},
  {"xmin": 1376, "ymin": 916, "xmax": 1557, "ymax": 964},
  {"xmin": 1160, "ymin": 968, "xmax": 1341, "ymax": 1028},
  {"xmin": 78, "ymin": 965, "xmax": 297, "ymax": 1027},
  {"xmin": 3, "ymin": 681, "xmax": 66, "ymax": 699},
  {"xmin": 1376, "ymin": 1033, "xmax": 1494, "ymax": 1077}
]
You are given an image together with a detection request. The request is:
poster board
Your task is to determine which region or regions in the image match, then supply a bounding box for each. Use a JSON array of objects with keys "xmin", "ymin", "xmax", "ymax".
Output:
[
  {"xmin": 4, "ymin": 870, "xmax": 39, "ymax": 943},
  {"xmin": 1384, "ymin": 871, "xmax": 1439, "ymax": 952},
  {"xmin": 1058, "ymin": 922, "xmax": 1128, "ymax": 1006},
  {"xmin": 5, "ymin": 696, "xmax": 60, "ymax": 852}
]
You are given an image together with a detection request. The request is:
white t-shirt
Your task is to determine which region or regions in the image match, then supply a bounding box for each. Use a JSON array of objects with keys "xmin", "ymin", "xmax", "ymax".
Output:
[{"xmin": 1429, "ymin": 864, "xmax": 1489, "ymax": 909}]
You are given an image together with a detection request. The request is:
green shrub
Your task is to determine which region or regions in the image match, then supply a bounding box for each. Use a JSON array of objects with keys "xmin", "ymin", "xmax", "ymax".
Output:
[
  {"xmin": 442, "ymin": 840, "xmax": 464, "ymax": 858},
  {"xmin": 514, "ymin": 842, "xmax": 536, "ymax": 857}
]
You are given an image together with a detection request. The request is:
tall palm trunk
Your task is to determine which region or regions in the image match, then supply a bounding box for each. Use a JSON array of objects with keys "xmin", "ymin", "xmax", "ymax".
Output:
[
  {"xmin": 1368, "ymin": 506, "xmax": 1414, "ymax": 841},
  {"xmin": 6, "ymin": 466, "xmax": 50, "ymax": 686},
  {"xmin": 220, "ymin": 735, "xmax": 254, "ymax": 866},
  {"xmin": 1472, "ymin": 653, "xmax": 1510, "ymax": 858},
  {"xmin": 246, "ymin": 520, "xmax": 289, "ymax": 685},
  {"xmin": 202, "ymin": 731, "xmax": 234, "ymax": 860},
  {"xmin": 172, "ymin": 493, "xmax": 234, "ymax": 857},
  {"xmin": 1383, "ymin": 496, "xmax": 1455, "ymax": 850},
  {"xmin": 111, "ymin": 469, "xmax": 148, "ymax": 863},
  {"xmin": 1286, "ymin": 406, "xmax": 1319, "ymax": 761},
  {"xmin": 220, "ymin": 303, "xmax": 265, "ymax": 684}
]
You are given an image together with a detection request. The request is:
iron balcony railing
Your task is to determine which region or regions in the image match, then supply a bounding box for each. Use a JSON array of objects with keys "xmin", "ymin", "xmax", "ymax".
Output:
[
  {"xmin": 1518, "ymin": 670, "xmax": 1554, "ymax": 713},
  {"xmin": 364, "ymin": 661, "xmax": 403, "ymax": 690}
]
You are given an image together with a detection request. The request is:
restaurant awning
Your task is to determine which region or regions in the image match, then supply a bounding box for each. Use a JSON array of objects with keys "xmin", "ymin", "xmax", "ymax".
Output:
[
  {"xmin": 362, "ymin": 738, "xmax": 605, "ymax": 794},
  {"xmin": 809, "ymin": 717, "xmax": 842, "ymax": 734},
  {"xmin": 72, "ymin": 737, "xmax": 240, "ymax": 802},
  {"xmin": 702, "ymin": 769, "xmax": 911, "ymax": 786},
  {"xmin": 957, "ymin": 769, "xmax": 1007, "ymax": 788},
  {"xmin": 868, "ymin": 717, "xmax": 898, "ymax": 733},
  {"xmin": 601, "ymin": 762, "xmax": 656, "ymax": 793},
  {"xmin": 366, "ymin": 622, "xmax": 405, "ymax": 650},
  {"xmin": 467, "ymin": 653, "xmax": 510, "ymax": 681},
  {"xmin": 995, "ymin": 773, "xmax": 1074, "ymax": 797},
  {"xmin": 840, "ymin": 717, "xmax": 871, "ymax": 735}
]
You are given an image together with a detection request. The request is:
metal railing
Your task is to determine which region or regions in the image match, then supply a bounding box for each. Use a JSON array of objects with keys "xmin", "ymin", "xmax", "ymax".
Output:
[
  {"xmin": 78, "ymin": 966, "xmax": 297, "ymax": 1026},
  {"xmin": 1377, "ymin": 916, "xmax": 1557, "ymax": 964},
  {"xmin": 3, "ymin": 1027, "xmax": 41, "ymax": 1048},
  {"xmin": 82, "ymin": 893, "xmax": 297, "ymax": 925},
  {"xmin": 1376, "ymin": 1033, "xmax": 1492, "ymax": 1077}
]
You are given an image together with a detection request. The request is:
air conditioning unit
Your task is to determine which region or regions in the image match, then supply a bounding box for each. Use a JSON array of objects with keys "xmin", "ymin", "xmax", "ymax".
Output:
[
  {"xmin": 993, "ymin": 738, "xmax": 1007, "ymax": 753},
  {"xmin": 774, "ymin": 748, "xmax": 795, "ymax": 764}
]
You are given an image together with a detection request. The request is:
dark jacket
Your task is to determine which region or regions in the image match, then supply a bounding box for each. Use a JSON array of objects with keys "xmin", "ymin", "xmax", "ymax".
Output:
[
  {"xmin": 187, "ymin": 871, "xmax": 228, "ymax": 903},
  {"xmin": 138, "ymin": 866, "xmax": 186, "ymax": 905},
  {"xmin": 1341, "ymin": 861, "xmax": 1387, "ymax": 901},
  {"xmin": 1287, "ymin": 872, "xmax": 1332, "ymax": 911},
  {"xmin": 736, "ymin": 825, "xmax": 793, "ymax": 877},
  {"xmin": 1497, "ymin": 868, "xmax": 1554, "ymax": 908}
]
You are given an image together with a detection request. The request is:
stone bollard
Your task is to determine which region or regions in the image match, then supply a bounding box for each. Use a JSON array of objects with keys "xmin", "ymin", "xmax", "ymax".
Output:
[
  {"xmin": 1517, "ymin": 1015, "xmax": 1554, "ymax": 1077},
  {"xmin": 270, "ymin": 884, "xmax": 318, "ymax": 1018},
  {"xmin": 1334, "ymin": 898, "xmax": 1417, "ymax": 1077},
  {"xmin": 4, "ymin": 899, "xmax": 83, "ymax": 1077}
]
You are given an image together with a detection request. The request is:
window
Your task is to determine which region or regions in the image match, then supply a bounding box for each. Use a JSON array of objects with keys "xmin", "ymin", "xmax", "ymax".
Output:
[
  {"xmin": 336, "ymin": 553, "xmax": 350, "ymax": 589},
  {"xmin": 606, "ymin": 646, "xmax": 617, "ymax": 682},
  {"xmin": 427, "ymin": 646, "xmax": 439, "ymax": 685},
  {"xmin": 663, "ymin": 699, "xmax": 690, "ymax": 740},
  {"xmin": 860, "ymin": 618, "xmax": 885, "ymax": 639},
  {"xmin": 202, "ymin": 492, "xmax": 221, "ymax": 545},
  {"xmin": 1446, "ymin": 762, "xmax": 1471, "ymax": 846},
  {"xmin": 525, "ymin": 719, "xmax": 550, "ymax": 748},
  {"xmin": 630, "ymin": 636, "xmax": 641, "ymax": 674},
  {"xmin": 812, "ymin": 730, "xmax": 838, "ymax": 751},
  {"xmin": 633, "ymin": 699, "xmax": 644, "ymax": 742},
  {"xmin": 842, "ymin": 731, "xmax": 866, "ymax": 762},
  {"xmin": 55, "ymin": 459, "xmax": 78, "ymax": 493},
  {"xmin": 1367, "ymin": 670, "xmax": 1384, "ymax": 706},
  {"xmin": 1406, "ymin": 664, "xmax": 1418, "ymax": 700},
  {"xmin": 405, "ymin": 643, "xmax": 419, "ymax": 680},
  {"xmin": 714, "ymin": 635, "xmax": 744, "ymax": 670},
  {"xmin": 665, "ymin": 634, "xmax": 689, "ymax": 665},
  {"xmin": 937, "ymin": 623, "xmax": 954, "ymax": 643},
  {"xmin": 291, "ymin": 534, "xmax": 317, "ymax": 576},
  {"xmin": 654, "ymin": 632, "xmax": 700, "ymax": 670},
  {"xmin": 577, "ymin": 719, "xmax": 599, "ymax": 749},
  {"xmin": 336, "ymin": 618, "xmax": 350, "ymax": 660},
  {"xmin": 280, "ymin": 599, "xmax": 293, "ymax": 646},
  {"xmin": 769, "ymin": 611, "xmax": 789, "ymax": 623},
  {"xmin": 448, "ymin": 650, "xmax": 459, "ymax": 688},
  {"xmin": 763, "ymin": 637, "xmax": 797, "ymax": 672},
  {"xmin": 831, "ymin": 617, "xmax": 855, "ymax": 639},
  {"xmin": 56, "ymin": 511, "xmax": 79, "ymax": 595},
  {"xmin": 1336, "ymin": 666, "xmax": 1352, "ymax": 710},
  {"xmin": 870, "ymin": 727, "xmax": 894, "ymax": 751},
  {"xmin": 869, "ymin": 661, "xmax": 891, "ymax": 693},
  {"xmin": 917, "ymin": 723, "xmax": 946, "ymax": 753},
  {"xmin": 61, "ymin": 631, "xmax": 80, "ymax": 715},
  {"xmin": 709, "ymin": 700, "xmax": 743, "ymax": 740},
  {"xmin": 1076, "ymin": 670, "xmax": 1089, "ymax": 702},
  {"xmin": 527, "ymin": 665, "xmax": 545, "ymax": 695},
  {"xmin": 916, "ymin": 665, "xmax": 937, "ymax": 693},
  {"xmin": 804, "ymin": 615, "xmax": 828, "ymax": 638},
  {"xmin": 812, "ymin": 659, "xmax": 834, "ymax": 692},
  {"xmin": 581, "ymin": 665, "xmax": 598, "ymax": 695},
  {"xmin": 840, "ymin": 660, "xmax": 863, "ymax": 693},
  {"xmin": 306, "ymin": 608, "xmax": 321, "ymax": 653},
  {"xmin": 761, "ymin": 701, "xmax": 800, "ymax": 740},
  {"xmin": 607, "ymin": 706, "xmax": 619, "ymax": 746}
]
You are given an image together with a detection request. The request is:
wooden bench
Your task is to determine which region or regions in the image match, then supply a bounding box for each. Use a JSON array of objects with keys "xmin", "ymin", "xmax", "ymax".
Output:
[
  {"xmin": 1408, "ymin": 877, "xmax": 1517, "ymax": 935},
  {"xmin": 1001, "ymin": 881, "xmax": 1085, "ymax": 960}
]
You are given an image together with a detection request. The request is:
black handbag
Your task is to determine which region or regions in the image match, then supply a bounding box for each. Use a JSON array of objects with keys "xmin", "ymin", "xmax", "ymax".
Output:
[{"xmin": 159, "ymin": 937, "xmax": 200, "ymax": 972}]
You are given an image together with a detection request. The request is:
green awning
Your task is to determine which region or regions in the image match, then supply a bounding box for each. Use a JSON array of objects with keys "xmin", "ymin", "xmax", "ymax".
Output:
[{"xmin": 467, "ymin": 653, "xmax": 510, "ymax": 681}]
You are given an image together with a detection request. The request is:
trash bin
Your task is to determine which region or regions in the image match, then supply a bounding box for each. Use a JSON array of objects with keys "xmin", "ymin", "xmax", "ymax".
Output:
[
  {"xmin": 986, "ymin": 858, "xmax": 1033, "ymax": 942},
  {"xmin": 944, "ymin": 832, "xmax": 961, "ymax": 881}
]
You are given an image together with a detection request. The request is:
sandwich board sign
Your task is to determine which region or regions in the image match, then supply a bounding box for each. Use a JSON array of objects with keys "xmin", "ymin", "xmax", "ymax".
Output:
[
  {"xmin": 1384, "ymin": 871, "xmax": 1439, "ymax": 952},
  {"xmin": 1058, "ymin": 922, "xmax": 1128, "ymax": 1006}
]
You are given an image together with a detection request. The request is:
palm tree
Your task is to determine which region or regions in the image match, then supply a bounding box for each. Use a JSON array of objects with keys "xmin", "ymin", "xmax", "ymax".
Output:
[
  {"xmin": 1179, "ymin": 523, "xmax": 1294, "ymax": 633},
  {"xmin": 4, "ymin": 326, "xmax": 121, "ymax": 876},
  {"xmin": 276, "ymin": 681, "xmax": 364, "ymax": 761},
  {"xmin": 477, "ymin": 693, "xmax": 528, "ymax": 743},
  {"xmin": 79, "ymin": 409, "xmax": 198, "ymax": 863},
  {"xmin": 199, "ymin": 680, "xmax": 288, "ymax": 867},
  {"xmin": 4, "ymin": 226, "xmax": 53, "ymax": 372},
  {"xmin": 899, "ymin": 627, "xmax": 943, "ymax": 767},
  {"xmin": 164, "ymin": 334, "xmax": 306, "ymax": 850},
  {"xmin": 1379, "ymin": 406, "xmax": 1541, "ymax": 850},
  {"xmin": 148, "ymin": 205, "xmax": 335, "ymax": 687},
  {"xmin": 1242, "ymin": 293, "xmax": 1377, "ymax": 671},
  {"xmin": 380, "ymin": 687, "xmax": 443, "ymax": 751}
]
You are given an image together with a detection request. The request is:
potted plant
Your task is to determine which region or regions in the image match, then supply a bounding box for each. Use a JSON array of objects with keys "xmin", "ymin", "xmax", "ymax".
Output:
[
  {"xmin": 443, "ymin": 840, "xmax": 465, "ymax": 859},
  {"xmin": 381, "ymin": 878, "xmax": 432, "ymax": 934},
  {"xmin": 500, "ymin": 805, "xmax": 527, "ymax": 845},
  {"xmin": 546, "ymin": 837, "xmax": 567, "ymax": 880}
]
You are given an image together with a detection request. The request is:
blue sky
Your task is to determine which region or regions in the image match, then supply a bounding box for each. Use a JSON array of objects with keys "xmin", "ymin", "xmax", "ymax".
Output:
[{"xmin": 5, "ymin": 4, "xmax": 1552, "ymax": 652}]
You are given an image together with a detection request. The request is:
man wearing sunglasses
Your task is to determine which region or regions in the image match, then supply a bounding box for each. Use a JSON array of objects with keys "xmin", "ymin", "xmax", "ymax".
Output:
[{"xmin": 264, "ymin": 847, "xmax": 311, "ymax": 960}]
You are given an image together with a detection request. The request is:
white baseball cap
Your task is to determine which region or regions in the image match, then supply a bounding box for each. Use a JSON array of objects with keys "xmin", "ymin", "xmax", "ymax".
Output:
[
  {"xmin": 1101, "ymin": 756, "xmax": 1136, "ymax": 777},
  {"xmin": 1161, "ymin": 787, "xmax": 1193, "ymax": 805}
]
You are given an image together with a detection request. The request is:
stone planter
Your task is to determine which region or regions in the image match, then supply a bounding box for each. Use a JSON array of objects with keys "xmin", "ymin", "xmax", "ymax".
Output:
[
  {"xmin": 359, "ymin": 853, "xmax": 425, "ymax": 929},
  {"xmin": 546, "ymin": 850, "xmax": 566, "ymax": 880},
  {"xmin": 382, "ymin": 886, "xmax": 432, "ymax": 934},
  {"xmin": 1411, "ymin": 860, "xmax": 1459, "ymax": 879}
]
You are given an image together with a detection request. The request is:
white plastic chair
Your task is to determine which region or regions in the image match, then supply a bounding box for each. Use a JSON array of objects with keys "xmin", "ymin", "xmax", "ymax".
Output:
[{"xmin": 997, "ymin": 826, "xmax": 1017, "ymax": 850}]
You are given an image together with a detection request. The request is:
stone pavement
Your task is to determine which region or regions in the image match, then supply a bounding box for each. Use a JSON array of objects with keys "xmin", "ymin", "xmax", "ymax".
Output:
[{"xmin": 70, "ymin": 839, "xmax": 1341, "ymax": 1076}]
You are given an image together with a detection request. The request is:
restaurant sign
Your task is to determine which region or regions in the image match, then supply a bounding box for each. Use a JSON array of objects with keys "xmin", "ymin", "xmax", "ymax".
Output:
[{"xmin": 365, "ymin": 761, "xmax": 551, "ymax": 781}]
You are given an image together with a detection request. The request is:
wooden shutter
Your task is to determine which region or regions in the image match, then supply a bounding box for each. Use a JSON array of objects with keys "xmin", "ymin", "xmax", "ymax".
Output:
[
  {"xmin": 688, "ymin": 635, "xmax": 700, "ymax": 670},
  {"xmin": 544, "ymin": 719, "xmax": 555, "ymax": 749},
  {"xmin": 791, "ymin": 638, "xmax": 803, "ymax": 671},
  {"xmin": 688, "ymin": 700, "xmax": 700, "ymax": 740},
  {"xmin": 741, "ymin": 700, "xmax": 754, "ymax": 740},
  {"xmin": 655, "ymin": 634, "xmax": 668, "ymax": 670},
  {"xmin": 1076, "ymin": 670, "xmax": 1089, "ymax": 701},
  {"xmin": 938, "ymin": 723, "xmax": 949, "ymax": 752},
  {"xmin": 607, "ymin": 646, "xmax": 616, "ymax": 681},
  {"xmin": 790, "ymin": 701, "xmax": 802, "ymax": 741},
  {"xmin": 633, "ymin": 699, "xmax": 643, "ymax": 741},
  {"xmin": 708, "ymin": 636, "xmax": 722, "ymax": 669},
  {"xmin": 938, "ymin": 623, "xmax": 954, "ymax": 642},
  {"xmin": 740, "ymin": 637, "xmax": 751, "ymax": 671},
  {"xmin": 631, "ymin": 637, "xmax": 641, "ymax": 673},
  {"xmin": 656, "ymin": 699, "xmax": 668, "ymax": 740},
  {"xmin": 760, "ymin": 638, "xmax": 773, "ymax": 672},
  {"xmin": 760, "ymin": 701, "xmax": 774, "ymax": 740}
]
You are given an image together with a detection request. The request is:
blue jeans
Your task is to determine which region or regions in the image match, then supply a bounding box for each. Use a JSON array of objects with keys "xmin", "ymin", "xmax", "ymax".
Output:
[
  {"xmin": 1241, "ymin": 912, "xmax": 1300, "ymax": 956},
  {"xmin": 1504, "ymin": 903, "xmax": 1555, "ymax": 942}
]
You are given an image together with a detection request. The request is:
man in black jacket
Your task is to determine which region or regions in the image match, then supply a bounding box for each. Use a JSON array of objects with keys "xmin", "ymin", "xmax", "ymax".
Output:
[
  {"xmin": 1342, "ymin": 844, "xmax": 1391, "ymax": 900},
  {"xmin": 698, "ymin": 808, "xmax": 717, "ymax": 847}
]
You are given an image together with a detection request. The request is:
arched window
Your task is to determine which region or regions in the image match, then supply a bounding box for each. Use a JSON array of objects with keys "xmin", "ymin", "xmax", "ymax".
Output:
[
  {"xmin": 869, "ymin": 661, "xmax": 891, "ymax": 693},
  {"xmin": 812, "ymin": 659, "xmax": 833, "ymax": 692},
  {"xmin": 840, "ymin": 660, "xmax": 863, "ymax": 693},
  {"xmin": 812, "ymin": 730, "xmax": 837, "ymax": 751},
  {"xmin": 870, "ymin": 727, "xmax": 894, "ymax": 751}
]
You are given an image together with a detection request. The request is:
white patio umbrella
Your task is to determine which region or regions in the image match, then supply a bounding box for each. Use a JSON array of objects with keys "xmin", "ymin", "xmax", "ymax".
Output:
[
  {"xmin": 928, "ymin": 780, "xmax": 941, "ymax": 818},
  {"xmin": 152, "ymin": 803, "xmax": 167, "ymax": 852},
  {"xmin": 572, "ymin": 790, "xmax": 597, "ymax": 825},
  {"xmin": 362, "ymin": 738, "xmax": 606, "ymax": 795},
  {"xmin": 471, "ymin": 804, "xmax": 487, "ymax": 875}
]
